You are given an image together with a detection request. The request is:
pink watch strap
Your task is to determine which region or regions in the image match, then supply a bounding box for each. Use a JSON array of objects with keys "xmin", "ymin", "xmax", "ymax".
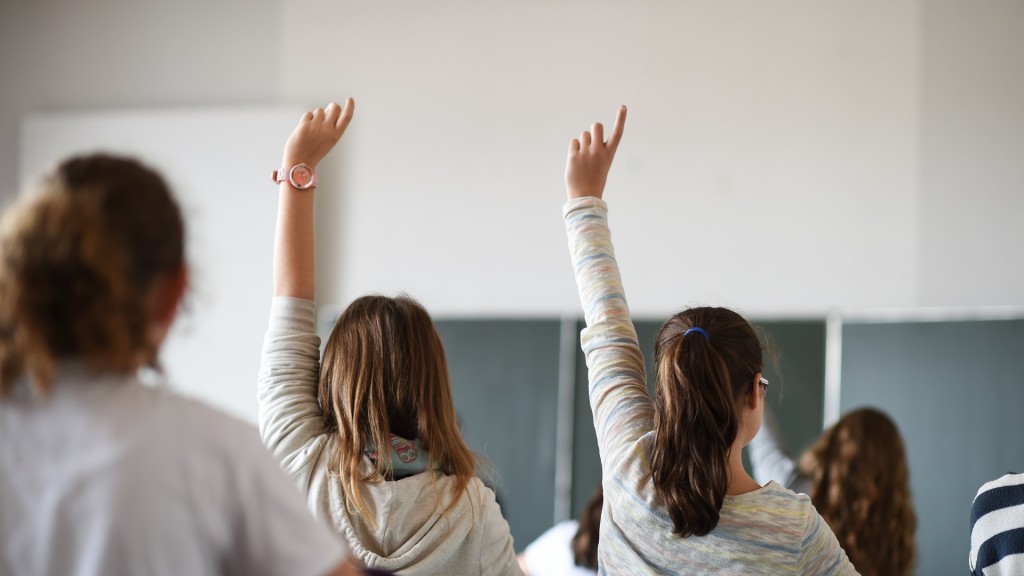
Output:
[{"xmin": 271, "ymin": 165, "xmax": 318, "ymax": 189}]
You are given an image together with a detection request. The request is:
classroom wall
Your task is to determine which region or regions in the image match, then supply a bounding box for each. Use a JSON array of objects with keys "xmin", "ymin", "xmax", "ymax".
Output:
[
  {"xmin": 281, "ymin": 0, "xmax": 922, "ymax": 316},
  {"xmin": 0, "ymin": 0, "xmax": 280, "ymax": 197},
  {"xmin": 918, "ymin": 0, "xmax": 1024, "ymax": 307},
  {"xmin": 2, "ymin": 1, "xmax": 1022, "ymax": 317}
]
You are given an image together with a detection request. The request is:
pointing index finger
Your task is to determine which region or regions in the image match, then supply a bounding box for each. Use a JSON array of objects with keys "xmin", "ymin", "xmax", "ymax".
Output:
[
  {"xmin": 336, "ymin": 97, "xmax": 355, "ymax": 132},
  {"xmin": 608, "ymin": 105, "xmax": 627, "ymax": 152}
]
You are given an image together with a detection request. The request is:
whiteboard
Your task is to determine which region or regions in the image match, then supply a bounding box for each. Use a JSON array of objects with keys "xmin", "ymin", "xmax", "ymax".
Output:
[{"xmin": 21, "ymin": 107, "xmax": 305, "ymax": 423}]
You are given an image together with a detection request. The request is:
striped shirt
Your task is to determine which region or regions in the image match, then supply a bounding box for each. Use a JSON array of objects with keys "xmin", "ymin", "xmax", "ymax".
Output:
[
  {"xmin": 971, "ymin": 473, "xmax": 1024, "ymax": 575},
  {"xmin": 563, "ymin": 196, "xmax": 857, "ymax": 575}
]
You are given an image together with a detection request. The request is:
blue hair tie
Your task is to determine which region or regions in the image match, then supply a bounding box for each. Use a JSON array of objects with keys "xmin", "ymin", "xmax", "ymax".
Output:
[{"xmin": 684, "ymin": 327, "xmax": 709, "ymax": 342}]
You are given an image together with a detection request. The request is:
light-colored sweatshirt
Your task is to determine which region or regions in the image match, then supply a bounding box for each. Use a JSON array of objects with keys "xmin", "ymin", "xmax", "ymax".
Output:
[
  {"xmin": 0, "ymin": 363, "xmax": 346, "ymax": 576},
  {"xmin": 258, "ymin": 297, "xmax": 522, "ymax": 576},
  {"xmin": 563, "ymin": 196, "xmax": 859, "ymax": 575}
]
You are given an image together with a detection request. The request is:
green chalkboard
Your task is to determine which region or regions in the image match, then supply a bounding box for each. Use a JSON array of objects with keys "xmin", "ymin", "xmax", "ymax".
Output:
[
  {"xmin": 435, "ymin": 319, "xmax": 563, "ymax": 552},
  {"xmin": 426, "ymin": 314, "xmax": 1023, "ymax": 573},
  {"xmin": 840, "ymin": 319, "xmax": 1024, "ymax": 576}
]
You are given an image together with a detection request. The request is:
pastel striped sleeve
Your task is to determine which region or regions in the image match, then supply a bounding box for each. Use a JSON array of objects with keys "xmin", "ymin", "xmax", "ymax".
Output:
[
  {"xmin": 797, "ymin": 506, "xmax": 859, "ymax": 575},
  {"xmin": 563, "ymin": 197, "xmax": 654, "ymax": 472}
]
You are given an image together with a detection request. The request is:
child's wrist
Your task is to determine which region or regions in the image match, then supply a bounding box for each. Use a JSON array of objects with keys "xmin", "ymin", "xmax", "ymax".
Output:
[
  {"xmin": 567, "ymin": 187, "xmax": 603, "ymax": 199},
  {"xmin": 281, "ymin": 156, "xmax": 317, "ymax": 171}
]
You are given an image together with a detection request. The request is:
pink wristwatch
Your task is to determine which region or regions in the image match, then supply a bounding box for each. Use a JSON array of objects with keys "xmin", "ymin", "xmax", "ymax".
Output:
[{"xmin": 272, "ymin": 163, "xmax": 318, "ymax": 190}]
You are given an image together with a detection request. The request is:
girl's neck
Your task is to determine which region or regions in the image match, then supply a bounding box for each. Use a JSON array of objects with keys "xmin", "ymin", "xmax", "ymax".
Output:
[{"xmin": 725, "ymin": 442, "xmax": 762, "ymax": 496}]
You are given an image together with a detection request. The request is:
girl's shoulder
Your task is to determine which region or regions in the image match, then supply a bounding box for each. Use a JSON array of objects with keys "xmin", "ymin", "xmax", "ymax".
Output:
[{"xmin": 721, "ymin": 481, "xmax": 819, "ymax": 533}]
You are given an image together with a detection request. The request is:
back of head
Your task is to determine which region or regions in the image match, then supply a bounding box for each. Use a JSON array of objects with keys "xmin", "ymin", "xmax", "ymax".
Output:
[
  {"xmin": 0, "ymin": 154, "xmax": 184, "ymax": 396},
  {"xmin": 650, "ymin": 306, "xmax": 762, "ymax": 537},
  {"xmin": 571, "ymin": 485, "xmax": 603, "ymax": 570},
  {"xmin": 319, "ymin": 294, "xmax": 476, "ymax": 517},
  {"xmin": 800, "ymin": 407, "xmax": 917, "ymax": 576}
]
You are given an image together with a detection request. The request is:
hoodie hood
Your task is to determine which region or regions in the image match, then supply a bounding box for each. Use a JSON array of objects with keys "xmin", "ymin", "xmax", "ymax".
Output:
[{"xmin": 329, "ymin": 461, "xmax": 517, "ymax": 575}]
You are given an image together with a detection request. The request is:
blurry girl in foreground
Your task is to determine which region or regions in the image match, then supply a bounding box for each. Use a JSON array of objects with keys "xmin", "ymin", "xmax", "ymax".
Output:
[
  {"xmin": 0, "ymin": 155, "xmax": 355, "ymax": 576},
  {"xmin": 750, "ymin": 407, "xmax": 917, "ymax": 576},
  {"xmin": 560, "ymin": 107, "xmax": 857, "ymax": 574},
  {"xmin": 258, "ymin": 99, "xmax": 519, "ymax": 575}
]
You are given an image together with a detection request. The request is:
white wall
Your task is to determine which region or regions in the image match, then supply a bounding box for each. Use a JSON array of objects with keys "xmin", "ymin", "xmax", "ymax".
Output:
[
  {"xmin": 282, "ymin": 1, "xmax": 921, "ymax": 317},
  {"xmin": 918, "ymin": 0, "xmax": 1024, "ymax": 307},
  {"xmin": 0, "ymin": 0, "xmax": 281, "ymax": 199},
  {"xmin": 3, "ymin": 1, "xmax": 1023, "ymax": 318}
]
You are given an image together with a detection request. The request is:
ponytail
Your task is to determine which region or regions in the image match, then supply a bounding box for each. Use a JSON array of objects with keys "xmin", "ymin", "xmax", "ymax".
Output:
[
  {"xmin": 0, "ymin": 154, "xmax": 184, "ymax": 397},
  {"xmin": 650, "ymin": 307, "xmax": 762, "ymax": 537}
]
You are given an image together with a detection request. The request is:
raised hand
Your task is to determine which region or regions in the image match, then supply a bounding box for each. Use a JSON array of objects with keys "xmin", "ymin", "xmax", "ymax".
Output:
[
  {"xmin": 565, "ymin": 105, "xmax": 627, "ymax": 200},
  {"xmin": 282, "ymin": 98, "xmax": 355, "ymax": 170},
  {"xmin": 273, "ymin": 98, "xmax": 354, "ymax": 301}
]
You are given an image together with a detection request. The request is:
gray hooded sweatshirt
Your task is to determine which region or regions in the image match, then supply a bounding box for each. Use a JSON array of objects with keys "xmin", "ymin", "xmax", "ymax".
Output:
[{"xmin": 258, "ymin": 297, "xmax": 521, "ymax": 576}]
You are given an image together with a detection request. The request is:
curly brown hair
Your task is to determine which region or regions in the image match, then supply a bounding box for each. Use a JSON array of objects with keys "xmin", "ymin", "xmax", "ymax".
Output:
[
  {"xmin": 799, "ymin": 408, "xmax": 917, "ymax": 576},
  {"xmin": 0, "ymin": 154, "xmax": 184, "ymax": 396}
]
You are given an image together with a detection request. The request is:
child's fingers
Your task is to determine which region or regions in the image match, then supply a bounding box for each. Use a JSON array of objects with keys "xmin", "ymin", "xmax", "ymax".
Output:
[
  {"xmin": 581, "ymin": 131, "xmax": 592, "ymax": 148},
  {"xmin": 608, "ymin": 105, "xmax": 627, "ymax": 152},
  {"xmin": 568, "ymin": 138, "xmax": 581, "ymax": 155},
  {"xmin": 312, "ymin": 107, "xmax": 325, "ymax": 121},
  {"xmin": 592, "ymin": 123, "xmax": 604, "ymax": 147},
  {"xmin": 325, "ymin": 102, "xmax": 341, "ymax": 125}
]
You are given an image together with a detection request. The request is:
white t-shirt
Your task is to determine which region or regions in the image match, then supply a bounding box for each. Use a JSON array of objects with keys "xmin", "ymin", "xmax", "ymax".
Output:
[
  {"xmin": 521, "ymin": 521, "xmax": 596, "ymax": 576},
  {"xmin": 0, "ymin": 364, "xmax": 347, "ymax": 576}
]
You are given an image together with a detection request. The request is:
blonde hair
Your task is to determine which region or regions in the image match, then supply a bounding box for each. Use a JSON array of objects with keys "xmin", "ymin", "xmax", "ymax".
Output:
[
  {"xmin": 319, "ymin": 295, "xmax": 477, "ymax": 521},
  {"xmin": 800, "ymin": 408, "xmax": 917, "ymax": 576},
  {"xmin": 0, "ymin": 154, "xmax": 184, "ymax": 396}
]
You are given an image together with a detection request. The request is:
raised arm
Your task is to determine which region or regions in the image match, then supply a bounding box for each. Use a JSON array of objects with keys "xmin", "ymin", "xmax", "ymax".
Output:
[
  {"xmin": 564, "ymin": 106, "xmax": 629, "ymax": 330},
  {"xmin": 748, "ymin": 406, "xmax": 800, "ymax": 487},
  {"xmin": 258, "ymin": 100, "xmax": 354, "ymax": 471},
  {"xmin": 563, "ymin": 107, "xmax": 655, "ymax": 470},
  {"xmin": 274, "ymin": 99, "xmax": 355, "ymax": 299}
]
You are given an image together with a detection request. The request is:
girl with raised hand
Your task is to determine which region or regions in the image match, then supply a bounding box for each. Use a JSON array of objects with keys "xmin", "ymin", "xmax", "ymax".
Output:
[
  {"xmin": 0, "ymin": 155, "xmax": 356, "ymax": 576},
  {"xmin": 259, "ymin": 99, "xmax": 521, "ymax": 576},
  {"xmin": 750, "ymin": 407, "xmax": 916, "ymax": 576},
  {"xmin": 561, "ymin": 106, "xmax": 858, "ymax": 574}
]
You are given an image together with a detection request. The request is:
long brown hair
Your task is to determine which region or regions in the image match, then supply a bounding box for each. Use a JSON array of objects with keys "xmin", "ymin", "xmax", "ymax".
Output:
[
  {"xmin": 0, "ymin": 154, "xmax": 184, "ymax": 396},
  {"xmin": 650, "ymin": 307, "xmax": 763, "ymax": 537},
  {"xmin": 319, "ymin": 295, "xmax": 476, "ymax": 520},
  {"xmin": 800, "ymin": 408, "xmax": 916, "ymax": 576}
]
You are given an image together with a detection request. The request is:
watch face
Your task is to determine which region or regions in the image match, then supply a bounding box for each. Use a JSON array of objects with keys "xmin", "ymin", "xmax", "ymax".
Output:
[{"xmin": 290, "ymin": 164, "xmax": 313, "ymax": 189}]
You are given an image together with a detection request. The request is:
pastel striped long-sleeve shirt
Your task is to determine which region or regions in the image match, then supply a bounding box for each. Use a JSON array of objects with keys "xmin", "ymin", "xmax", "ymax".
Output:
[{"xmin": 563, "ymin": 196, "xmax": 858, "ymax": 575}]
